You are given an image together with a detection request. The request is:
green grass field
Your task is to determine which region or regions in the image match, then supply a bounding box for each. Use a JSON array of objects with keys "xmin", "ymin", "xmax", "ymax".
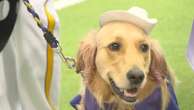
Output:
[{"xmin": 57, "ymin": 0, "xmax": 194, "ymax": 109}]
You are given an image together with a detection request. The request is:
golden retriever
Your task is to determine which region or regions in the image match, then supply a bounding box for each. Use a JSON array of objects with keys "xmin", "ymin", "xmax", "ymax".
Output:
[{"xmin": 76, "ymin": 22, "xmax": 175, "ymax": 110}]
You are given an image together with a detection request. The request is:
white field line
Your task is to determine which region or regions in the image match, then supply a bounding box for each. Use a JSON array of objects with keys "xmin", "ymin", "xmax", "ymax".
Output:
[{"xmin": 53, "ymin": 0, "xmax": 85, "ymax": 10}]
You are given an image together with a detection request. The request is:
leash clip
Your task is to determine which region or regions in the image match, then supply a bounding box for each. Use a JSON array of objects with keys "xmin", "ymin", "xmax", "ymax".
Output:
[{"xmin": 55, "ymin": 43, "xmax": 76, "ymax": 69}]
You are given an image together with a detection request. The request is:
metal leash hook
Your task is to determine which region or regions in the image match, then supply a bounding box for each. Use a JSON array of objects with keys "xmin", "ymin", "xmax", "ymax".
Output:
[
  {"xmin": 55, "ymin": 43, "xmax": 76, "ymax": 69},
  {"xmin": 43, "ymin": 29, "xmax": 76, "ymax": 69}
]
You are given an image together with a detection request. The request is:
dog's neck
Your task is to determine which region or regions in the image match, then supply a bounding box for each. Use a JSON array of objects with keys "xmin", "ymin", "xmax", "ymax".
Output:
[{"xmin": 87, "ymin": 72, "xmax": 113, "ymax": 102}]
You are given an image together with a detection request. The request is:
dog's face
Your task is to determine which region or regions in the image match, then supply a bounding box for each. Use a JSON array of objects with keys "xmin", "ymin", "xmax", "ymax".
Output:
[
  {"xmin": 76, "ymin": 21, "xmax": 170, "ymax": 107},
  {"xmin": 95, "ymin": 22, "xmax": 151, "ymax": 103}
]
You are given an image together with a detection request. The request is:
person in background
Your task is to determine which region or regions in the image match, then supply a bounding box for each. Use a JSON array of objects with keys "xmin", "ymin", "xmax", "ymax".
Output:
[
  {"xmin": 187, "ymin": 21, "xmax": 194, "ymax": 71},
  {"xmin": 0, "ymin": 0, "xmax": 60, "ymax": 110}
]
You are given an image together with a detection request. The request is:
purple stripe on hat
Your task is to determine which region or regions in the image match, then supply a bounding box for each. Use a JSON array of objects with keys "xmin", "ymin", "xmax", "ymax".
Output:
[{"xmin": 186, "ymin": 21, "xmax": 194, "ymax": 70}]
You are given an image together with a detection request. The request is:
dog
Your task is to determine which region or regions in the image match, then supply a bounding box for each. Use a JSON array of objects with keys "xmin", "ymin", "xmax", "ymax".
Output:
[
  {"xmin": 75, "ymin": 7, "xmax": 176, "ymax": 110},
  {"xmin": 75, "ymin": 22, "xmax": 175, "ymax": 110}
]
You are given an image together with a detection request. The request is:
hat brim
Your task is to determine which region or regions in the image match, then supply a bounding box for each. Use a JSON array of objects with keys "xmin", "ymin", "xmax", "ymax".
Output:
[{"xmin": 99, "ymin": 11, "xmax": 157, "ymax": 34}]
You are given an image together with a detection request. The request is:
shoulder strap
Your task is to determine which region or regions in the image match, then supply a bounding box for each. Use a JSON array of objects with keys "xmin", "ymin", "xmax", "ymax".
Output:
[{"xmin": 0, "ymin": 0, "xmax": 18, "ymax": 52}]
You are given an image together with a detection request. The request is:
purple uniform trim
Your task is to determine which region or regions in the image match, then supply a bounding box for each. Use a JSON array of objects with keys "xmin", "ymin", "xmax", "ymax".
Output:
[
  {"xmin": 187, "ymin": 21, "xmax": 194, "ymax": 70},
  {"xmin": 135, "ymin": 84, "xmax": 179, "ymax": 110},
  {"xmin": 71, "ymin": 84, "xmax": 179, "ymax": 110},
  {"xmin": 71, "ymin": 95, "xmax": 82, "ymax": 110}
]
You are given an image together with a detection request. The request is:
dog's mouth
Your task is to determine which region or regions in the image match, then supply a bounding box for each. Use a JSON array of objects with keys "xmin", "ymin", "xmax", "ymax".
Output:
[{"xmin": 109, "ymin": 78, "xmax": 138, "ymax": 103}]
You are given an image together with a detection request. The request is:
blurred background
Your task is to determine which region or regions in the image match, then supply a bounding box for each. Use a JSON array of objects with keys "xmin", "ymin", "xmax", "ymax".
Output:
[{"xmin": 54, "ymin": 0, "xmax": 194, "ymax": 109}]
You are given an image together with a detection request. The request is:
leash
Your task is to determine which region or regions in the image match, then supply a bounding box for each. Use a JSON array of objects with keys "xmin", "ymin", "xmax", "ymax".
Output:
[{"xmin": 23, "ymin": 0, "xmax": 76, "ymax": 69}]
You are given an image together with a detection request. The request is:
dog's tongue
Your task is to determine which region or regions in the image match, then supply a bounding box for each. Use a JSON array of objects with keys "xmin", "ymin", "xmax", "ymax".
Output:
[{"xmin": 124, "ymin": 90, "xmax": 137, "ymax": 97}]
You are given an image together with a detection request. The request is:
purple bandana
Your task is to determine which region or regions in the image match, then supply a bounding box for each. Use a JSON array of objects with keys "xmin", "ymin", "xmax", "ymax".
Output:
[
  {"xmin": 187, "ymin": 21, "xmax": 194, "ymax": 70},
  {"xmin": 71, "ymin": 84, "xmax": 179, "ymax": 110}
]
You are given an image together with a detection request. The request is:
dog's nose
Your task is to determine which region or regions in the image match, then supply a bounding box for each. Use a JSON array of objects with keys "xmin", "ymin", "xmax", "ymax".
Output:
[{"xmin": 127, "ymin": 68, "xmax": 145, "ymax": 85}]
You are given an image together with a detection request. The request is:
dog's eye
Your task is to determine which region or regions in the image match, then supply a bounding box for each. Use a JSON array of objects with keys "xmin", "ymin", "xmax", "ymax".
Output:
[
  {"xmin": 108, "ymin": 42, "xmax": 121, "ymax": 51},
  {"xmin": 140, "ymin": 43, "xmax": 149, "ymax": 53}
]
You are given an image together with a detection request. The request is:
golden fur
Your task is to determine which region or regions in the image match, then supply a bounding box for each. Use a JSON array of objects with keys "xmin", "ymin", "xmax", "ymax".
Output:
[{"xmin": 76, "ymin": 22, "xmax": 175, "ymax": 110}]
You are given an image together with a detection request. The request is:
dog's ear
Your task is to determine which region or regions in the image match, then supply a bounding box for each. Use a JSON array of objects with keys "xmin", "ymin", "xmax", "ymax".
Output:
[
  {"xmin": 149, "ymin": 40, "xmax": 171, "ymax": 110},
  {"xmin": 76, "ymin": 31, "xmax": 97, "ymax": 83},
  {"xmin": 149, "ymin": 40, "xmax": 169, "ymax": 83}
]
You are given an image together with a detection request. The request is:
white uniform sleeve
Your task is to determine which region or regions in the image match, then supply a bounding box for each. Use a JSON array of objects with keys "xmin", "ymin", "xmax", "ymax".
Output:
[{"xmin": 0, "ymin": 0, "xmax": 61, "ymax": 110}]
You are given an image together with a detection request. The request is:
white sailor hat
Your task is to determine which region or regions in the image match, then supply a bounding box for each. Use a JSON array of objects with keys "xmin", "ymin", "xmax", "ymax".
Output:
[{"xmin": 99, "ymin": 6, "xmax": 158, "ymax": 34}]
